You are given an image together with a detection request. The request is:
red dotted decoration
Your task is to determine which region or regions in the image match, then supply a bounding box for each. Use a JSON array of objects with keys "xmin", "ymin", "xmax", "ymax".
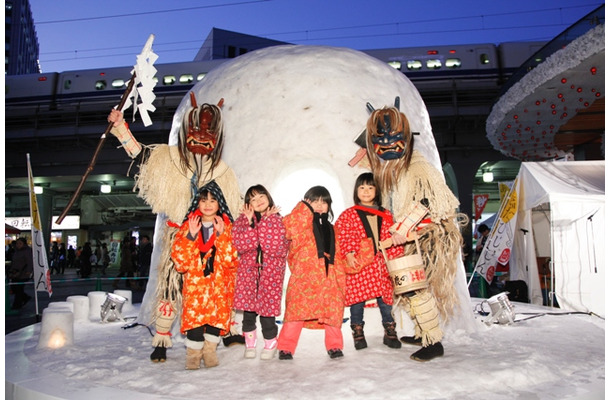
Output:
[
  {"xmin": 577, "ymin": 87, "xmax": 582, "ymax": 93},
  {"xmin": 591, "ymin": 67, "xmax": 597, "ymax": 75},
  {"xmin": 561, "ymin": 78, "xmax": 567, "ymax": 84},
  {"xmin": 558, "ymin": 93, "xmax": 563, "ymax": 99},
  {"xmin": 551, "ymin": 104, "xmax": 556, "ymax": 109}
]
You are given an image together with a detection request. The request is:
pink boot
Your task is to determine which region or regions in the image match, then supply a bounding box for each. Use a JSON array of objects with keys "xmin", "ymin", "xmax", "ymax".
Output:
[
  {"xmin": 260, "ymin": 337, "xmax": 277, "ymax": 360},
  {"xmin": 244, "ymin": 330, "xmax": 257, "ymax": 359}
]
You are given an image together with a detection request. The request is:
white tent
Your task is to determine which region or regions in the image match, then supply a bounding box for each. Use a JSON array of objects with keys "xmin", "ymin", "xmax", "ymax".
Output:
[{"xmin": 509, "ymin": 160, "xmax": 605, "ymax": 317}]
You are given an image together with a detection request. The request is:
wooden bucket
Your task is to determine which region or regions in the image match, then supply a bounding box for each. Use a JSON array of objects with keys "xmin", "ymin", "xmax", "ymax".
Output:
[{"xmin": 381, "ymin": 238, "xmax": 428, "ymax": 295}]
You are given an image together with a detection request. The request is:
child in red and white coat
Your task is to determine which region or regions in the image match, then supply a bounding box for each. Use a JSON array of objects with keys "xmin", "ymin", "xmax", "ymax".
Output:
[
  {"xmin": 335, "ymin": 172, "xmax": 404, "ymax": 350},
  {"xmin": 171, "ymin": 182, "xmax": 238, "ymax": 370},
  {"xmin": 278, "ymin": 186, "xmax": 347, "ymax": 360}
]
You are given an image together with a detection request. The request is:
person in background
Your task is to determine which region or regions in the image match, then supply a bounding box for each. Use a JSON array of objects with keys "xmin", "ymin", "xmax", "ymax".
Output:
[
  {"xmin": 335, "ymin": 172, "xmax": 404, "ymax": 351},
  {"xmin": 49, "ymin": 242, "xmax": 59, "ymax": 274},
  {"xmin": 9, "ymin": 238, "xmax": 33, "ymax": 310},
  {"xmin": 115, "ymin": 236, "xmax": 136, "ymax": 289},
  {"xmin": 232, "ymin": 184, "xmax": 289, "ymax": 360},
  {"xmin": 58, "ymin": 242, "xmax": 67, "ymax": 274},
  {"xmin": 475, "ymin": 224, "xmax": 490, "ymax": 263},
  {"xmin": 67, "ymin": 245, "xmax": 76, "ymax": 269},
  {"xmin": 79, "ymin": 242, "xmax": 93, "ymax": 279},
  {"xmin": 100, "ymin": 243, "xmax": 110, "ymax": 276},
  {"xmin": 138, "ymin": 235, "xmax": 153, "ymax": 289},
  {"xmin": 278, "ymin": 186, "xmax": 346, "ymax": 360}
]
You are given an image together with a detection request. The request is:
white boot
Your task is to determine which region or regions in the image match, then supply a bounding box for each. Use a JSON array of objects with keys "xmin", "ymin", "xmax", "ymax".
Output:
[
  {"xmin": 260, "ymin": 337, "xmax": 277, "ymax": 360},
  {"xmin": 244, "ymin": 330, "xmax": 257, "ymax": 359}
]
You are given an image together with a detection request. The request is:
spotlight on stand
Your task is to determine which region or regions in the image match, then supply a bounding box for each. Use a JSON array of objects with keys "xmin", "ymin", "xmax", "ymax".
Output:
[
  {"xmin": 100, "ymin": 293, "xmax": 127, "ymax": 323},
  {"xmin": 482, "ymin": 292, "xmax": 515, "ymax": 325}
]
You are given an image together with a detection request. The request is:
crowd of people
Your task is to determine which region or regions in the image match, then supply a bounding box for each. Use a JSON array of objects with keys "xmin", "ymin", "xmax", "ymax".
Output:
[{"xmin": 6, "ymin": 235, "xmax": 154, "ymax": 310}]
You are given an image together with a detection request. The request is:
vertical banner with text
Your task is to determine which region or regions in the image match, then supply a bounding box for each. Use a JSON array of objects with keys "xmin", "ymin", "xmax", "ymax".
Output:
[
  {"xmin": 27, "ymin": 154, "xmax": 52, "ymax": 295},
  {"xmin": 474, "ymin": 178, "xmax": 518, "ymax": 284}
]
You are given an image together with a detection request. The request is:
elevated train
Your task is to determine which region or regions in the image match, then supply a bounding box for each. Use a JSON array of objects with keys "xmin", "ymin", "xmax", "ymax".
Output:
[{"xmin": 6, "ymin": 41, "xmax": 545, "ymax": 107}]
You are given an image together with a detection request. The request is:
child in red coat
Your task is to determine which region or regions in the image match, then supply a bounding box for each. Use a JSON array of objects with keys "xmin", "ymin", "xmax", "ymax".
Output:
[
  {"xmin": 335, "ymin": 172, "xmax": 404, "ymax": 350},
  {"xmin": 278, "ymin": 186, "xmax": 346, "ymax": 360}
]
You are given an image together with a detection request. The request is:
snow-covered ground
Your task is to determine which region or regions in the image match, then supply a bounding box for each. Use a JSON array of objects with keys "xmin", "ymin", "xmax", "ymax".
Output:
[{"xmin": 5, "ymin": 298, "xmax": 605, "ymax": 399}]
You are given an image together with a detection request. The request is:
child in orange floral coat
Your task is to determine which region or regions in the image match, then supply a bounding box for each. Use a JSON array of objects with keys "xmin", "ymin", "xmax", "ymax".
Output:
[
  {"xmin": 278, "ymin": 186, "xmax": 347, "ymax": 360},
  {"xmin": 171, "ymin": 181, "xmax": 238, "ymax": 370}
]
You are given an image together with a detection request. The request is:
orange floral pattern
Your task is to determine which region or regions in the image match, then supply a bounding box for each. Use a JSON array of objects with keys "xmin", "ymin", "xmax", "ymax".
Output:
[{"xmin": 171, "ymin": 222, "xmax": 238, "ymax": 334}]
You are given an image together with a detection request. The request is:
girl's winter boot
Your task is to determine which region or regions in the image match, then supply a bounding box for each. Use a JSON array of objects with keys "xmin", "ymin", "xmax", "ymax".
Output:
[
  {"xmin": 244, "ymin": 330, "xmax": 257, "ymax": 359},
  {"xmin": 260, "ymin": 337, "xmax": 278, "ymax": 360},
  {"xmin": 350, "ymin": 323, "xmax": 367, "ymax": 350},
  {"xmin": 185, "ymin": 347, "xmax": 203, "ymax": 370},
  {"xmin": 202, "ymin": 334, "xmax": 220, "ymax": 367},
  {"xmin": 383, "ymin": 322, "xmax": 402, "ymax": 349}
]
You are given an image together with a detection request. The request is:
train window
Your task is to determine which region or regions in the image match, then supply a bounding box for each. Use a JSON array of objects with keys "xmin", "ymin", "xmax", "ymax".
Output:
[
  {"xmin": 163, "ymin": 75, "xmax": 176, "ymax": 85},
  {"xmin": 95, "ymin": 80, "xmax": 107, "ymax": 90},
  {"xmin": 445, "ymin": 58, "xmax": 461, "ymax": 69},
  {"xmin": 479, "ymin": 53, "xmax": 490, "ymax": 65},
  {"xmin": 387, "ymin": 61, "xmax": 401, "ymax": 70},
  {"xmin": 406, "ymin": 60, "xmax": 422, "ymax": 70},
  {"xmin": 64, "ymin": 80, "xmax": 72, "ymax": 90},
  {"xmin": 197, "ymin": 73, "xmax": 206, "ymax": 81},
  {"xmin": 179, "ymin": 74, "xmax": 194, "ymax": 84},
  {"xmin": 112, "ymin": 79, "xmax": 125, "ymax": 88},
  {"xmin": 426, "ymin": 59, "xmax": 442, "ymax": 69}
]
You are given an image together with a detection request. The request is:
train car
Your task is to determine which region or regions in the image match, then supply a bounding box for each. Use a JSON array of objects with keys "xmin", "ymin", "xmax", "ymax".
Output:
[
  {"xmin": 362, "ymin": 43, "xmax": 499, "ymax": 78},
  {"xmin": 5, "ymin": 59, "xmax": 230, "ymax": 107},
  {"xmin": 55, "ymin": 58, "xmax": 230, "ymax": 104},
  {"xmin": 5, "ymin": 72, "xmax": 59, "ymax": 105},
  {"xmin": 6, "ymin": 42, "xmax": 546, "ymax": 108},
  {"xmin": 497, "ymin": 41, "xmax": 546, "ymax": 73}
]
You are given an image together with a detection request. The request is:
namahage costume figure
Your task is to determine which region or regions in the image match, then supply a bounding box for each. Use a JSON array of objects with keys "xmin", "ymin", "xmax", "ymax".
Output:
[
  {"xmin": 120, "ymin": 93, "xmax": 242, "ymax": 362},
  {"xmin": 363, "ymin": 98, "xmax": 467, "ymax": 362}
]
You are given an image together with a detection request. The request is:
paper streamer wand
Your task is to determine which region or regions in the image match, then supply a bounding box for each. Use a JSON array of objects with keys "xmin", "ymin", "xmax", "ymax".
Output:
[{"xmin": 56, "ymin": 34, "xmax": 156, "ymax": 224}]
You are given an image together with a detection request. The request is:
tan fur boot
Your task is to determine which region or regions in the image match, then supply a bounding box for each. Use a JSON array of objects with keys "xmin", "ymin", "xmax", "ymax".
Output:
[
  {"xmin": 202, "ymin": 333, "xmax": 220, "ymax": 368},
  {"xmin": 185, "ymin": 346, "xmax": 203, "ymax": 370}
]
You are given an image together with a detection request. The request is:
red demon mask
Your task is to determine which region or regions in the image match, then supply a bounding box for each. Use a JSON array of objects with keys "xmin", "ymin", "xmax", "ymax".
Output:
[{"xmin": 186, "ymin": 92, "xmax": 224, "ymax": 155}]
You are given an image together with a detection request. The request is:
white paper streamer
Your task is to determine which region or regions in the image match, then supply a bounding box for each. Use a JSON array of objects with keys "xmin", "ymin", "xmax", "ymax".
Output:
[{"xmin": 121, "ymin": 34, "xmax": 158, "ymax": 127}]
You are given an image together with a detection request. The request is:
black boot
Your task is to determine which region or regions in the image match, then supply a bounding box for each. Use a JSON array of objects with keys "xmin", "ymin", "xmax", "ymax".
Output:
[
  {"xmin": 350, "ymin": 323, "xmax": 367, "ymax": 350},
  {"xmin": 222, "ymin": 333, "xmax": 245, "ymax": 347},
  {"xmin": 410, "ymin": 342, "xmax": 444, "ymax": 362},
  {"xmin": 382, "ymin": 322, "xmax": 402, "ymax": 349},
  {"xmin": 400, "ymin": 335, "xmax": 423, "ymax": 346},
  {"xmin": 150, "ymin": 346, "xmax": 167, "ymax": 362}
]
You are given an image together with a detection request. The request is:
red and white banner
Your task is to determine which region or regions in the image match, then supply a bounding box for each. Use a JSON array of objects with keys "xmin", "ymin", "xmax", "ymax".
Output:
[
  {"xmin": 473, "ymin": 194, "xmax": 489, "ymax": 221},
  {"xmin": 27, "ymin": 154, "xmax": 52, "ymax": 296},
  {"xmin": 474, "ymin": 178, "xmax": 518, "ymax": 284}
]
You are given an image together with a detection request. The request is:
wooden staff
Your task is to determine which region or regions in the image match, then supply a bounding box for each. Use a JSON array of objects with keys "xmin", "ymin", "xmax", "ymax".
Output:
[{"xmin": 56, "ymin": 73, "xmax": 137, "ymax": 225}]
